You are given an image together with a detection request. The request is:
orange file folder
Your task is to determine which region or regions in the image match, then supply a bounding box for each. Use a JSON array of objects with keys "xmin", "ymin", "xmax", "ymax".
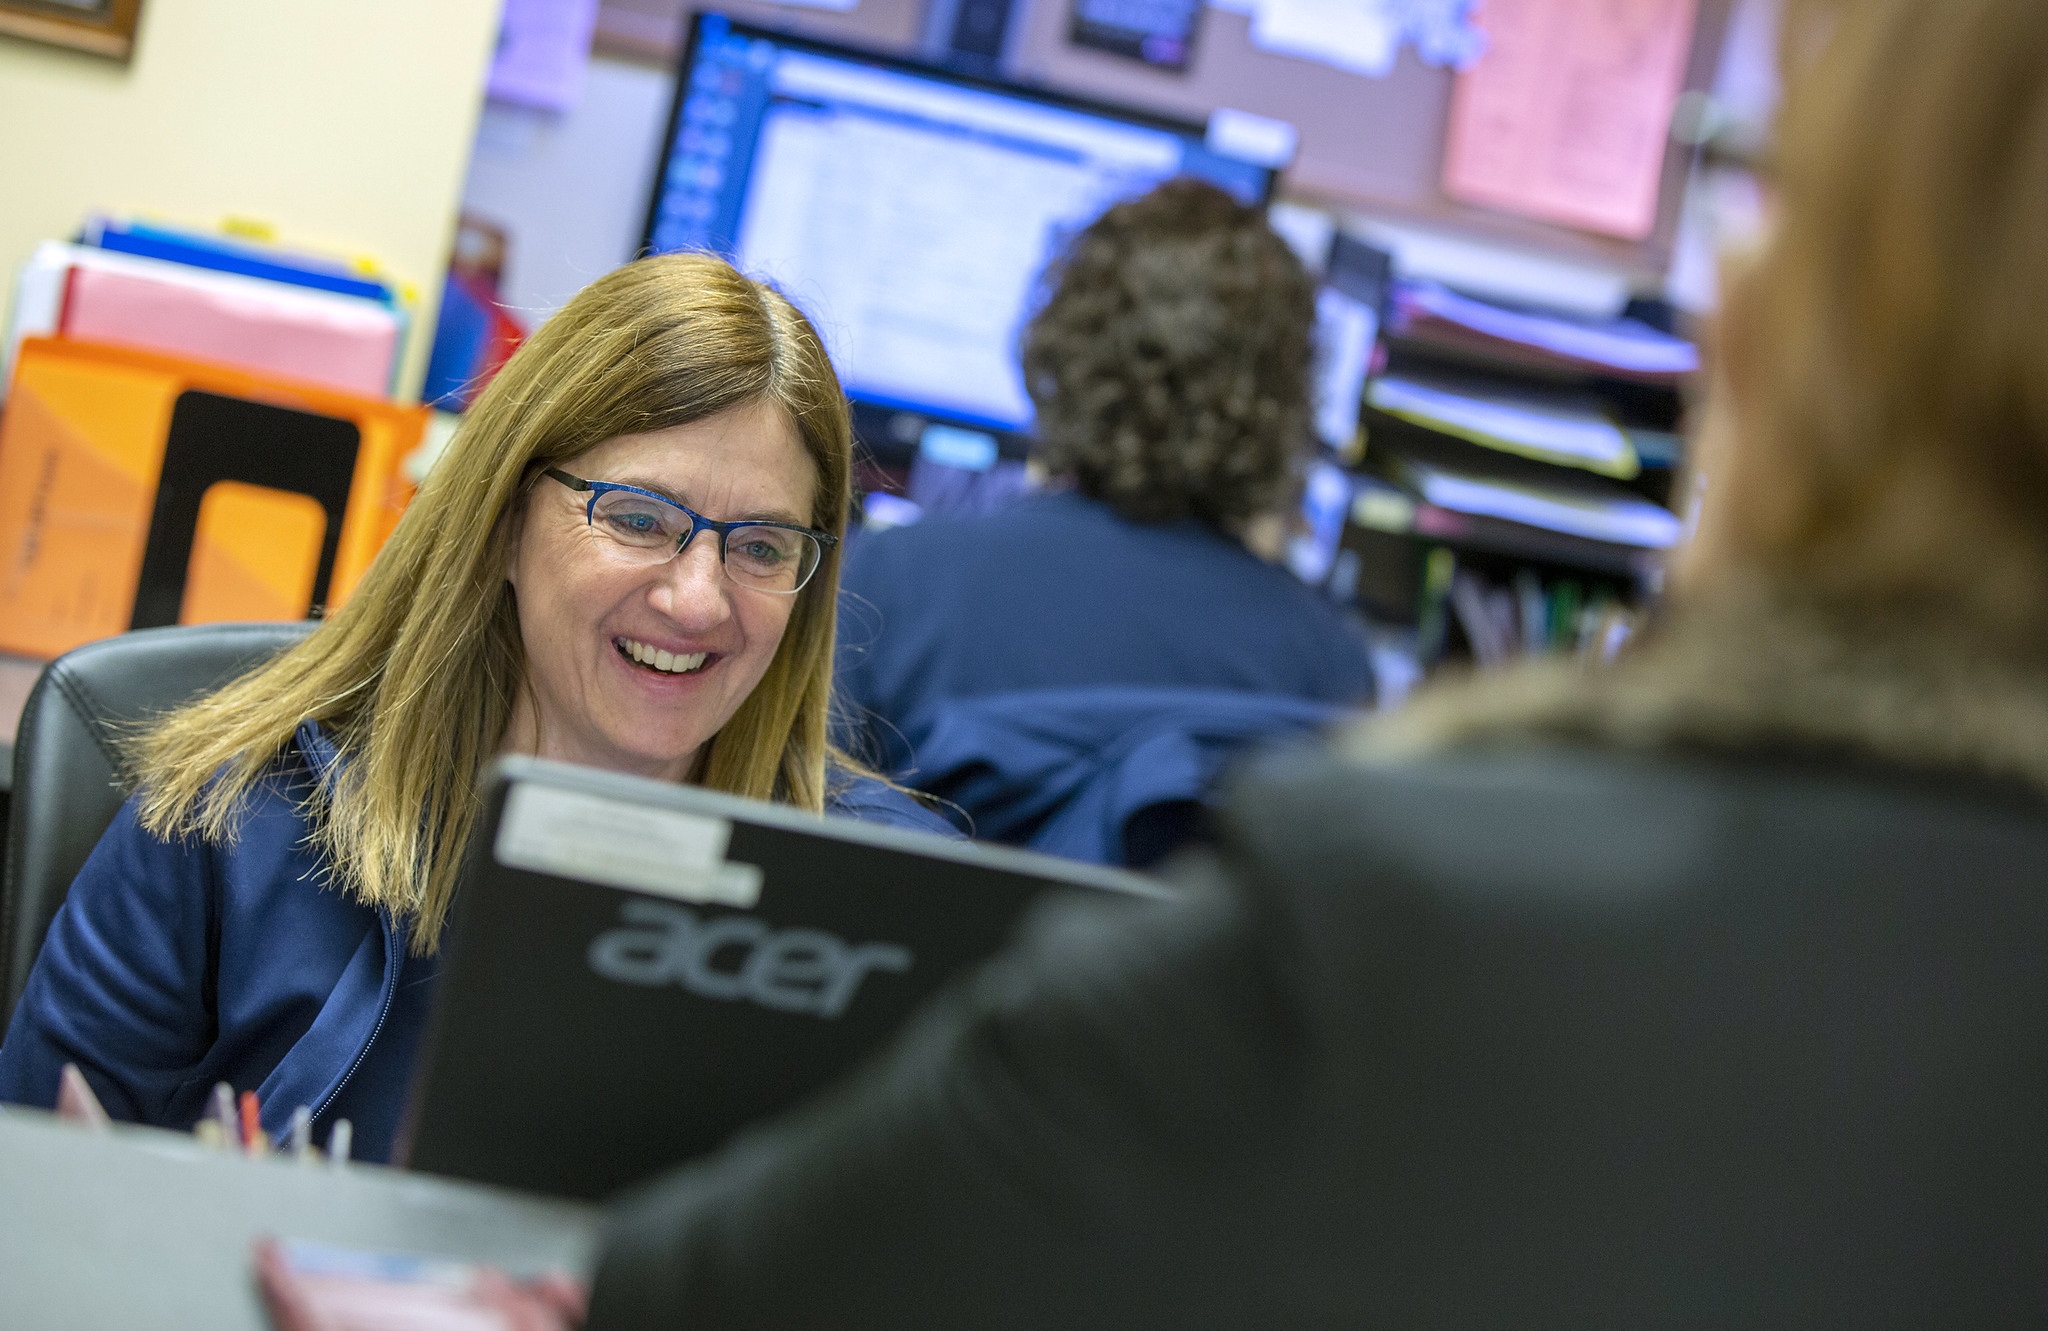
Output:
[{"xmin": 0, "ymin": 337, "xmax": 425, "ymax": 658}]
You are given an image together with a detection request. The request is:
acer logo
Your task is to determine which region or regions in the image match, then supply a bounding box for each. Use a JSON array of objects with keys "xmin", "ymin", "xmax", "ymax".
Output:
[{"xmin": 588, "ymin": 899, "xmax": 912, "ymax": 1019}]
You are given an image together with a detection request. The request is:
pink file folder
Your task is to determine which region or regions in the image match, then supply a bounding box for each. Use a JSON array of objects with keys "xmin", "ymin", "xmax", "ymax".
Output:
[{"xmin": 58, "ymin": 260, "xmax": 399, "ymax": 398}]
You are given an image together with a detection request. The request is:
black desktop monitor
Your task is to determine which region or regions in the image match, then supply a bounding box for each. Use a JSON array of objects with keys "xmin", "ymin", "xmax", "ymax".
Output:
[{"xmin": 643, "ymin": 13, "xmax": 1275, "ymax": 453}]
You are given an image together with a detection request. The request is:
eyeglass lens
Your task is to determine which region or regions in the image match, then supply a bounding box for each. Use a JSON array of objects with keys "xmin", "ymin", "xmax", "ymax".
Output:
[{"xmin": 589, "ymin": 488, "xmax": 820, "ymax": 592}]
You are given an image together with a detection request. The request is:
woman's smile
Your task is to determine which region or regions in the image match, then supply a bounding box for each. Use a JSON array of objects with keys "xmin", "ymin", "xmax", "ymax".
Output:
[{"xmin": 615, "ymin": 636, "xmax": 711, "ymax": 675}]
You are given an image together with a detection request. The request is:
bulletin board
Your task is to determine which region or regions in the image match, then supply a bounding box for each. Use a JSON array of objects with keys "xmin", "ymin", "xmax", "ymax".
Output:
[
  {"xmin": 1014, "ymin": 0, "xmax": 1736, "ymax": 279},
  {"xmin": 591, "ymin": 0, "xmax": 1734, "ymax": 281}
]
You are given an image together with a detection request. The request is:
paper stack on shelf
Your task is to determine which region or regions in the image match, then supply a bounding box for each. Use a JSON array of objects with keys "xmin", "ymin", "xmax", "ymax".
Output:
[
  {"xmin": 1367, "ymin": 371, "xmax": 1639, "ymax": 478},
  {"xmin": 1402, "ymin": 459, "xmax": 1684, "ymax": 550},
  {"xmin": 4, "ymin": 242, "xmax": 403, "ymax": 400},
  {"xmin": 1391, "ymin": 280, "xmax": 1699, "ymax": 382},
  {"xmin": 1345, "ymin": 471, "xmax": 1658, "ymax": 584}
]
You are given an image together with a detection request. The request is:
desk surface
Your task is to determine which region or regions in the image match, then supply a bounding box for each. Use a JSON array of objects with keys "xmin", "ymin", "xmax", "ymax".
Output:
[
  {"xmin": 0, "ymin": 1108, "xmax": 601, "ymax": 1329},
  {"xmin": 0, "ymin": 653, "xmax": 39, "ymax": 791}
]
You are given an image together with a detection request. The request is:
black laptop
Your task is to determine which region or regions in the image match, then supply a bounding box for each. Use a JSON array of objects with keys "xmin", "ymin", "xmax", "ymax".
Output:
[{"xmin": 397, "ymin": 756, "xmax": 1164, "ymax": 1198}]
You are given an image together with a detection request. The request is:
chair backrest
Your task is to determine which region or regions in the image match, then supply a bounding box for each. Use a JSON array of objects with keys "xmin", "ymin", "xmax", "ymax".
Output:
[
  {"xmin": 1, "ymin": 622, "xmax": 313, "ymax": 1021},
  {"xmin": 904, "ymin": 685, "xmax": 1345, "ymax": 866}
]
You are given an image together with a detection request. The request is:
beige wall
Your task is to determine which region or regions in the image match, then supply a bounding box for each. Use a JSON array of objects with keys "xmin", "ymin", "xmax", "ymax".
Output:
[{"xmin": 0, "ymin": 0, "xmax": 504, "ymax": 401}]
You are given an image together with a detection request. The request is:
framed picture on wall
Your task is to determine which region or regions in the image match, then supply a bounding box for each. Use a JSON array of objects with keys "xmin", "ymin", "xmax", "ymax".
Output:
[{"xmin": 0, "ymin": 0, "xmax": 146, "ymax": 60}]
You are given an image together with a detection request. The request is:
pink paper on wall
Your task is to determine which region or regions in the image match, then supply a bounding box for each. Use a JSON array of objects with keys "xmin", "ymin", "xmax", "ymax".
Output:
[
  {"xmin": 488, "ymin": 0, "xmax": 601, "ymax": 112},
  {"xmin": 60, "ymin": 265, "xmax": 398, "ymax": 398},
  {"xmin": 1440, "ymin": 0, "xmax": 1700, "ymax": 241}
]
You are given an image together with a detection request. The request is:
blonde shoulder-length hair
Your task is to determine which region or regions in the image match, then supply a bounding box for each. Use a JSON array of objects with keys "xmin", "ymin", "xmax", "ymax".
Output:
[{"xmin": 129, "ymin": 252, "xmax": 856, "ymax": 951}]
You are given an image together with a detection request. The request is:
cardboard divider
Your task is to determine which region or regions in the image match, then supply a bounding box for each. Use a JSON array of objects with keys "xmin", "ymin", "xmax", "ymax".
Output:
[{"xmin": 0, "ymin": 337, "xmax": 426, "ymax": 658}]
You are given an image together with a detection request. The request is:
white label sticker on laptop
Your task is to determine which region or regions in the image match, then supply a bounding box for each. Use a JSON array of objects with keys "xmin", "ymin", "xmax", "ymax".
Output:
[{"xmin": 496, "ymin": 782, "xmax": 763, "ymax": 908}]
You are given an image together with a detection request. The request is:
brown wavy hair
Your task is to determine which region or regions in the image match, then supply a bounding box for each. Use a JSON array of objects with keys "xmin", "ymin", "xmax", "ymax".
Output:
[{"xmin": 1021, "ymin": 178, "xmax": 1316, "ymax": 531}]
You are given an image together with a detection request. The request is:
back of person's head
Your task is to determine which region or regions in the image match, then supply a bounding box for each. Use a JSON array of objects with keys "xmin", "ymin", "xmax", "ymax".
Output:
[
  {"xmin": 130, "ymin": 252, "xmax": 853, "ymax": 950},
  {"xmin": 1021, "ymin": 178, "xmax": 1316, "ymax": 532},
  {"xmin": 1682, "ymin": 0, "xmax": 2048, "ymax": 640}
]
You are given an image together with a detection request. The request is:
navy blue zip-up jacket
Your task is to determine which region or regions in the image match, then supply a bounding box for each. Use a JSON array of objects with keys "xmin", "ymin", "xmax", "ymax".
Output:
[
  {"xmin": 0, "ymin": 722, "xmax": 953, "ymax": 1160},
  {"xmin": 902, "ymin": 685, "xmax": 1344, "ymax": 865}
]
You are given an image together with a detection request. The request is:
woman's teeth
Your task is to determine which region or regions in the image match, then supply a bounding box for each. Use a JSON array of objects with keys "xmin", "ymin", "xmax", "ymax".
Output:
[{"xmin": 618, "ymin": 638, "xmax": 708, "ymax": 675}]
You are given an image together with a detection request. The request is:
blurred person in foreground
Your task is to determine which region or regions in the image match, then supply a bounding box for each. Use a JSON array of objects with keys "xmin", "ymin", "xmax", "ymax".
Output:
[
  {"xmin": 592, "ymin": 3, "xmax": 2048, "ymax": 1324},
  {"xmin": 836, "ymin": 179, "xmax": 1374, "ymax": 776}
]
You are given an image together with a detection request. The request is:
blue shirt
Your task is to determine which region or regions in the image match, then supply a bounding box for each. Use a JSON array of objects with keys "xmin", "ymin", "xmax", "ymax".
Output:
[
  {"xmin": 837, "ymin": 491, "xmax": 1375, "ymax": 771},
  {"xmin": 0, "ymin": 722, "xmax": 952, "ymax": 1160}
]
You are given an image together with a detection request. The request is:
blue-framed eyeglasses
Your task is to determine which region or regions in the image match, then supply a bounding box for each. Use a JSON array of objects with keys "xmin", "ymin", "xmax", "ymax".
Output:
[{"xmin": 544, "ymin": 469, "xmax": 837, "ymax": 595}]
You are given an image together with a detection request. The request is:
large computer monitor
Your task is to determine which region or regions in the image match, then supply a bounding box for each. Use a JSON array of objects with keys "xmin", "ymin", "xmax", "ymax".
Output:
[{"xmin": 643, "ymin": 13, "xmax": 1275, "ymax": 447}]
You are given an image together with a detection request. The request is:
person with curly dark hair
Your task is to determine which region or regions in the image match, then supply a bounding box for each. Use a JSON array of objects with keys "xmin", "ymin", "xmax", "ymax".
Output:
[
  {"xmin": 1024, "ymin": 178, "xmax": 1320, "ymax": 531},
  {"xmin": 836, "ymin": 179, "xmax": 1375, "ymax": 831}
]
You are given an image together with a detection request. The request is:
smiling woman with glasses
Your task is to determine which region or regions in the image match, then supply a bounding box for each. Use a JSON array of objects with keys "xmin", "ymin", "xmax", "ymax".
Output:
[{"xmin": 0, "ymin": 253, "xmax": 952, "ymax": 1160}]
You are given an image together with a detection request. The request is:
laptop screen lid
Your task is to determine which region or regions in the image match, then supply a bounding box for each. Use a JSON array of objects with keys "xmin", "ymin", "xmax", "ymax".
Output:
[{"xmin": 397, "ymin": 756, "xmax": 1164, "ymax": 1198}]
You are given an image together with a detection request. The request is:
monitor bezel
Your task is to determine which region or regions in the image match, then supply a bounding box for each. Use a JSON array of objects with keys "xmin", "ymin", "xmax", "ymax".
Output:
[{"xmin": 641, "ymin": 10, "xmax": 1277, "ymax": 262}]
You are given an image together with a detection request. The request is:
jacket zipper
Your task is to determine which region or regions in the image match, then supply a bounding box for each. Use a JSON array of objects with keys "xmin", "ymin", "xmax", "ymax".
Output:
[{"xmin": 309, "ymin": 911, "xmax": 403, "ymax": 1126}]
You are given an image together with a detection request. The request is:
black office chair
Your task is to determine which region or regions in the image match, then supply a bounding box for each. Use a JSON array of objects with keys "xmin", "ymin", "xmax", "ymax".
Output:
[{"xmin": 0, "ymin": 621, "xmax": 314, "ymax": 1023}]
